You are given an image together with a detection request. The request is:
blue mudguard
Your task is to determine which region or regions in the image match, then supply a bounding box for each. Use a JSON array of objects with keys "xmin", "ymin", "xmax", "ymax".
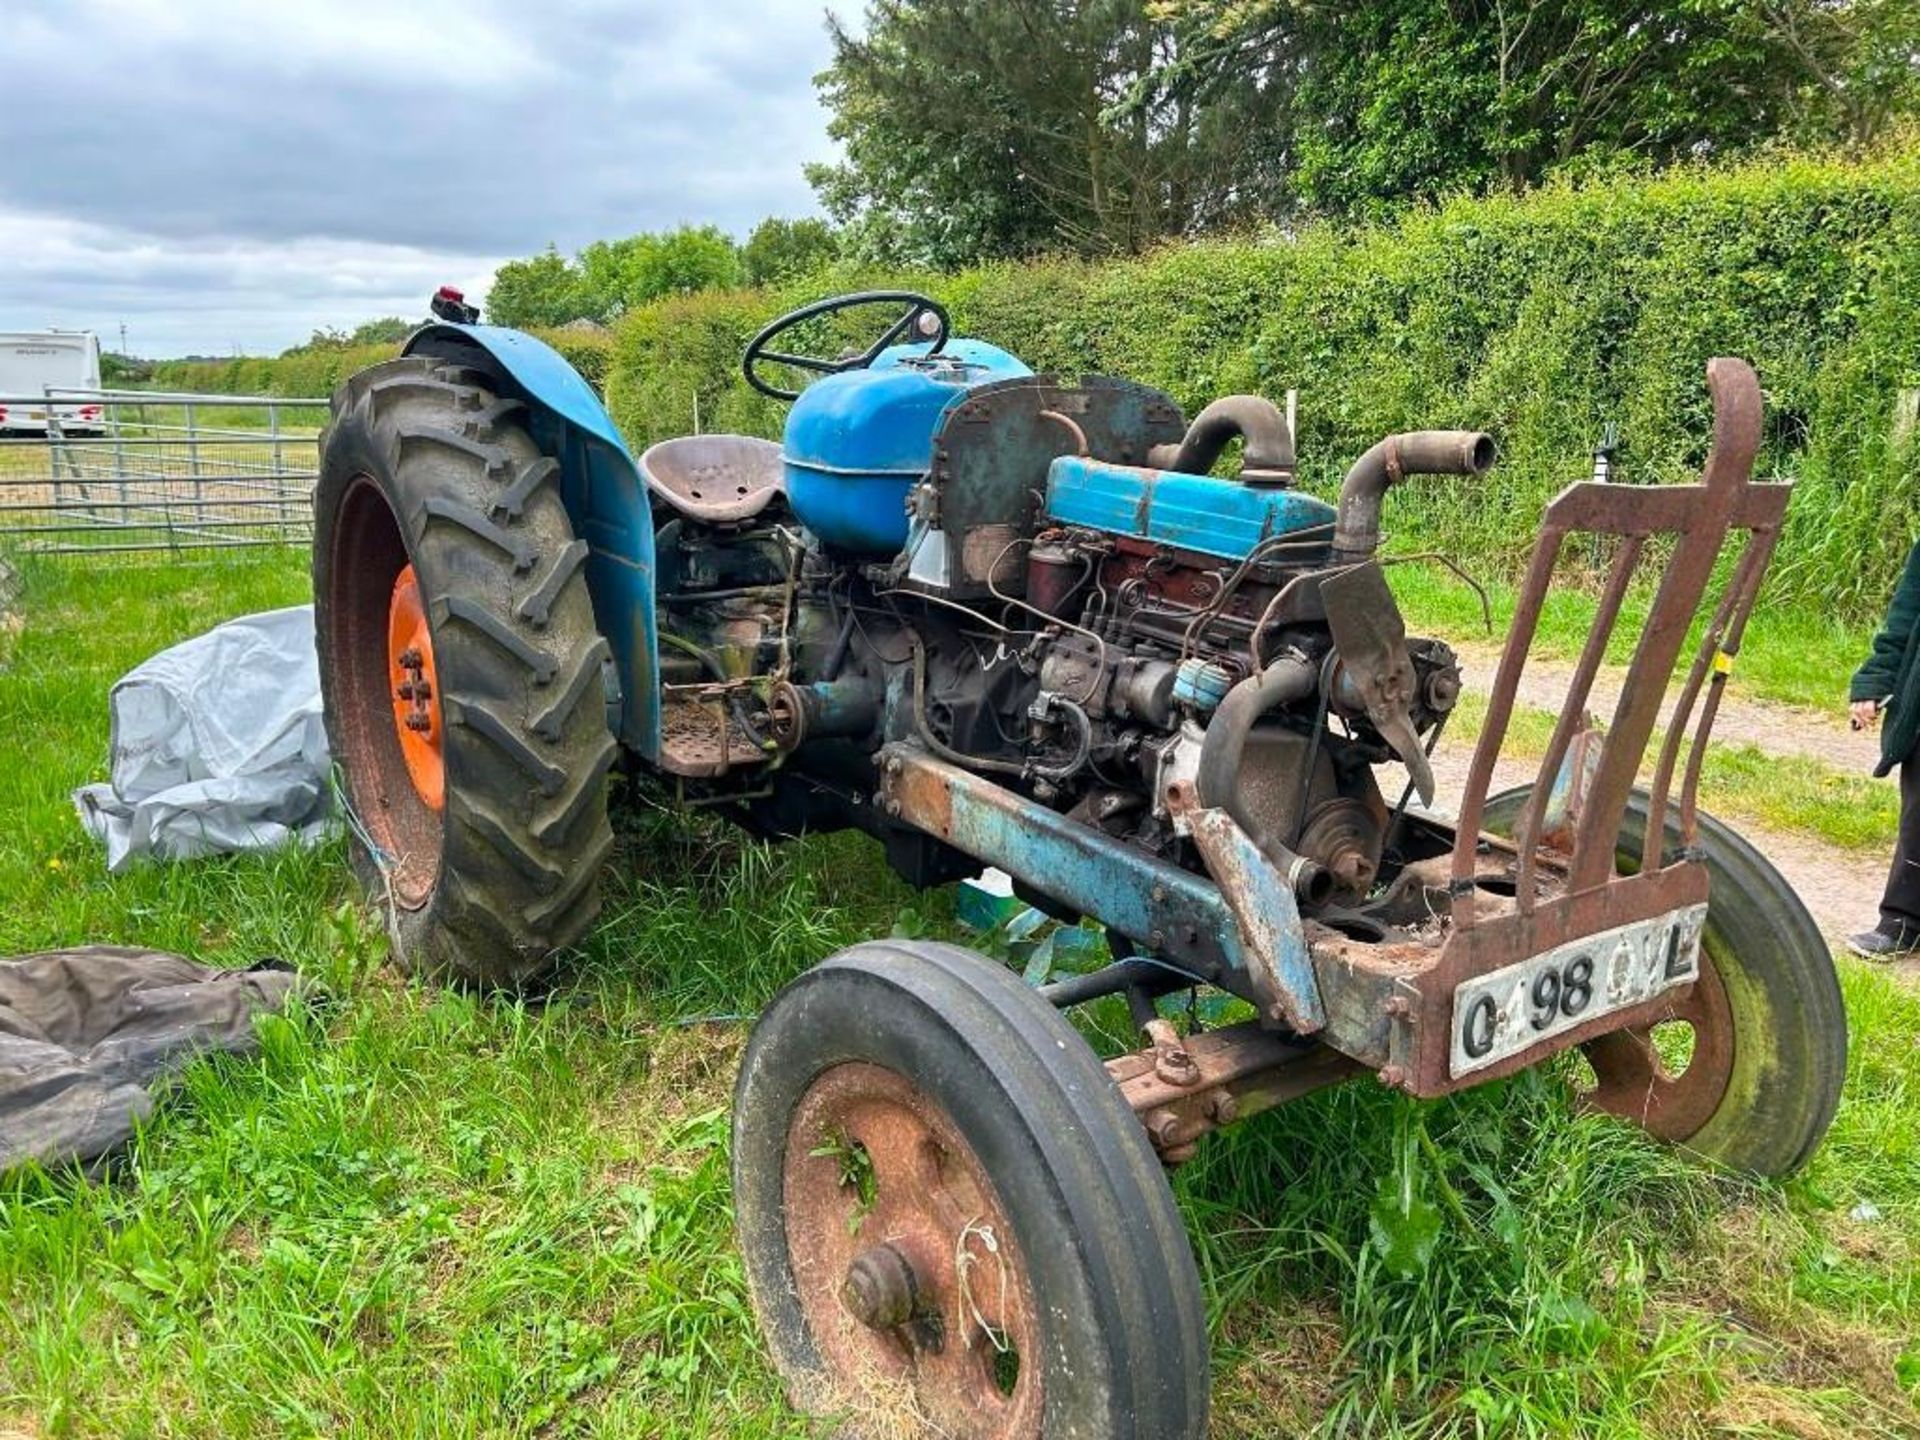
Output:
[{"xmin": 405, "ymin": 322, "xmax": 661, "ymax": 760}]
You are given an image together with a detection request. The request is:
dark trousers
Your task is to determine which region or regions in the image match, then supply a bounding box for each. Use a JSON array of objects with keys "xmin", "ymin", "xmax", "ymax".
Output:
[{"xmin": 1882, "ymin": 743, "xmax": 1920, "ymax": 935}]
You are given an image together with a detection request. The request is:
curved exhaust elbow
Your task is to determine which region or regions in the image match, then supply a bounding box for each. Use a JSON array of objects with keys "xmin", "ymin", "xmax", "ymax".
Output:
[
  {"xmin": 1332, "ymin": 429, "xmax": 1496, "ymax": 561},
  {"xmin": 1190, "ymin": 652, "xmax": 1331, "ymax": 904},
  {"xmin": 1148, "ymin": 395, "xmax": 1296, "ymax": 486}
]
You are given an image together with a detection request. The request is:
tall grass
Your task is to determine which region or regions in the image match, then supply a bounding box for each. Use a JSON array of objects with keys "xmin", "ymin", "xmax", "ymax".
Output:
[{"xmin": 1, "ymin": 551, "xmax": 1915, "ymax": 1436}]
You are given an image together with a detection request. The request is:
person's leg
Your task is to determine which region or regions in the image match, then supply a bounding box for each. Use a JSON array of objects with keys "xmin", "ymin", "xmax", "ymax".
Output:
[{"xmin": 1877, "ymin": 748, "xmax": 1920, "ymax": 943}]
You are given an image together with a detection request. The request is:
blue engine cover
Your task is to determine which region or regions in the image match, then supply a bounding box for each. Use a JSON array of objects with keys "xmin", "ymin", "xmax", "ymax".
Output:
[
  {"xmin": 782, "ymin": 340, "xmax": 1032, "ymax": 554},
  {"xmin": 1045, "ymin": 455, "xmax": 1336, "ymax": 560}
]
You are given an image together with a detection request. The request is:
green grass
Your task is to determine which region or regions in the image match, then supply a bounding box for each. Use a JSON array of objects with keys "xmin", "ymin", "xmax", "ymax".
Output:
[
  {"xmin": 1, "ymin": 552, "xmax": 1917, "ymax": 1438},
  {"xmin": 1389, "ymin": 560, "xmax": 1876, "ymax": 717},
  {"xmin": 1447, "ymin": 691, "xmax": 1902, "ymax": 853}
]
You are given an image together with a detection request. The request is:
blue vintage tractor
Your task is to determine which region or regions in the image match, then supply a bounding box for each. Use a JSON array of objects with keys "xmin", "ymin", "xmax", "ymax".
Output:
[{"xmin": 313, "ymin": 290, "xmax": 1845, "ymax": 1436}]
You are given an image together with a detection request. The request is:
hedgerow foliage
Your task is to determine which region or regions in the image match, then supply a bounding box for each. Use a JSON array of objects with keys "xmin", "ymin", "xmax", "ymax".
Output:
[
  {"xmin": 152, "ymin": 328, "xmax": 616, "ymax": 399},
  {"xmin": 611, "ymin": 146, "xmax": 1920, "ymax": 619},
  {"xmin": 162, "ymin": 147, "xmax": 1920, "ymax": 617}
]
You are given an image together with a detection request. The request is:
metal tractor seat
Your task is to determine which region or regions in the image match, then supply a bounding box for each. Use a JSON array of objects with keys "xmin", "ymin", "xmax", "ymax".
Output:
[{"xmin": 639, "ymin": 434, "xmax": 786, "ymax": 524}]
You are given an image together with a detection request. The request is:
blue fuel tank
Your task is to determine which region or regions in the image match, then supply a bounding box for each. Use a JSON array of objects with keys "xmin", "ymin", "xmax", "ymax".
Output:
[{"xmin": 781, "ymin": 340, "xmax": 1032, "ymax": 555}]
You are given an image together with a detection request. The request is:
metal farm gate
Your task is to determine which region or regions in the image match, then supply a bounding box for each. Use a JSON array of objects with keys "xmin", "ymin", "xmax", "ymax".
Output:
[{"xmin": 0, "ymin": 390, "xmax": 325, "ymax": 554}]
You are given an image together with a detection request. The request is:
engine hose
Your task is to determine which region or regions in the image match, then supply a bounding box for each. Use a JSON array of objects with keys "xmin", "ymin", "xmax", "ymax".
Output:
[
  {"xmin": 1193, "ymin": 653, "xmax": 1319, "ymax": 811},
  {"xmin": 1188, "ymin": 652, "xmax": 1335, "ymax": 902},
  {"xmin": 821, "ymin": 602, "xmax": 856, "ymax": 682},
  {"xmin": 908, "ymin": 633, "xmax": 1027, "ymax": 776}
]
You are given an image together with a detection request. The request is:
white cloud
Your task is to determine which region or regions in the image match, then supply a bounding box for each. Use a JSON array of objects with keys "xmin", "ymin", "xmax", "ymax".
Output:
[
  {"xmin": 0, "ymin": 208, "xmax": 501, "ymax": 357},
  {"xmin": 0, "ymin": 0, "xmax": 839, "ymax": 356},
  {"xmin": 61, "ymin": 0, "xmax": 546, "ymax": 85}
]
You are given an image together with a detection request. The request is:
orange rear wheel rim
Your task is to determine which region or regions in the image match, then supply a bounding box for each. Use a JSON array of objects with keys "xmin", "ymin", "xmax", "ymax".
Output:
[{"xmin": 387, "ymin": 563, "xmax": 445, "ymax": 810}]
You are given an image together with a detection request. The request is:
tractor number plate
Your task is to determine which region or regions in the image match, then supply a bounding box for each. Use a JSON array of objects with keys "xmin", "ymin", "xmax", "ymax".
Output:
[{"xmin": 1449, "ymin": 903, "xmax": 1708, "ymax": 1078}]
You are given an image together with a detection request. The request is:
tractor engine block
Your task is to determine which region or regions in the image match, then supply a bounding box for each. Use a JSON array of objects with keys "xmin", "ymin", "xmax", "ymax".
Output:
[{"xmin": 649, "ymin": 372, "xmax": 1472, "ymax": 924}]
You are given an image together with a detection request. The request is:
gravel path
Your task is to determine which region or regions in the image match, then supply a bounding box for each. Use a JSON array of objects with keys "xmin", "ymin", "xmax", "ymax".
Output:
[{"xmin": 1447, "ymin": 640, "xmax": 1882, "ymax": 772}]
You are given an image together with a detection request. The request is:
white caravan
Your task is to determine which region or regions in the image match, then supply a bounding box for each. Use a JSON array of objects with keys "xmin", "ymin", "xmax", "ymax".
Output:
[{"xmin": 0, "ymin": 330, "xmax": 105, "ymax": 434}]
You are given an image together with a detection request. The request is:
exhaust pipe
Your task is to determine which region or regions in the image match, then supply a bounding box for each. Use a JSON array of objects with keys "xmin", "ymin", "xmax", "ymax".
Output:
[
  {"xmin": 1331, "ymin": 429, "xmax": 1496, "ymax": 561},
  {"xmin": 1148, "ymin": 395, "xmax": 1296, "ymax": 487}
]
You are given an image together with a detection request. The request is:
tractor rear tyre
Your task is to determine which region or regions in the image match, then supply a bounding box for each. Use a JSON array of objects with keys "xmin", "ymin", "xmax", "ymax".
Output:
[
  {"xmin": 733, "ymin": 939, "xmax": 1210, "ymax": 1439},
  {"xmin": 1483, "ymin": 787, "xmax": 1846, "ymax": 1176},
  {"xmin": 313, "ymin": 358, "xmax": 616, "ymax": 986}
]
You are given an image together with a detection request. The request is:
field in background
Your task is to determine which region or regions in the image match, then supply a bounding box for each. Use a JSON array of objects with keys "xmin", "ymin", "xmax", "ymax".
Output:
[
  {"xmin": 0, "ymin": 397, "xmax": 322, "ymax": 555},
  {"xmin": 0, "ymin": 550, "xmax": 1915, "ymax": 1438}
]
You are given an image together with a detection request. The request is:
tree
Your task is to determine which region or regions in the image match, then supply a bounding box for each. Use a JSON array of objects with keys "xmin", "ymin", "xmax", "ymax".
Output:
[
  {"xmin": 1762, "ymin": 0, "xmax": 1920, "ymax": 148},
  {"xmin": 279, "ymin": 317, "xmax": 418, "ymax": 356},
  {"xmin": 622, "ymin": 225, "xmax": 744, "ymax": 305},
  {"xmin": 807, "ymin": 0, "xmax": 1291, "ymax": 265},
  {"xmin": 346, "ymin": 317, "xmax": 416, "ymax": 346},
  {"xmin": 488, "ymin": 228, "xmax": 744, "ymax": 327},
  {"xmin": 742, "ymin": 217, "xmax": 841, "ymax": 286},
  {"xmin": 1156, "ymin": 0, "xmax": 1920, "ymax": 215},
  {"xmin": 100, "ymin": 351, "xmax": 151, "ymax": 385},
  {"xmin": 815, "ymin": 0, "xmax": 1919, "ymax": 256},
  {"xmin": 485, "ymin": 247, "xmax": 587, "ymax": 328}
]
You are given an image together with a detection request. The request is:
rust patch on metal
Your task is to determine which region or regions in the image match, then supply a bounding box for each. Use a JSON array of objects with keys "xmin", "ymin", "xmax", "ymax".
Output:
[
  {"xmin": 1453, "ymin": 358, "xmax": 1781, "ymax": 910},
  {"xmin": 1308, "ymin": 360, "xmax": 1785, "ymax": 1102},
  {"xmin": 1581, "ymin": 938, "xmax": 1734, "ymax": 1138},
  {"xmin": 782, "ymin": 1062, "xmax": 1043, "ymax": 1437},
  {"xmin": 656, "ymin": 694, "xmax": 768, "ymax": 777},
  {"xmin": 961, "ymin": 523, "xmax": 1020, "ymax": 583},
  {"xmin": 882, "ymin": 751, "xmax": 956, "ymax": 833},
  {"xmin": 1107, "ymin": 1023, "xmax": 1362, "ymax": 1163}
]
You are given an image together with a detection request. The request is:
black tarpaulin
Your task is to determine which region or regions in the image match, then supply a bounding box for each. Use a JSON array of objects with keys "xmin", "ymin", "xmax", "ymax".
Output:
[{"xmin": 0, "ymin": 946, "xmax": 299, "ymax": 1173}]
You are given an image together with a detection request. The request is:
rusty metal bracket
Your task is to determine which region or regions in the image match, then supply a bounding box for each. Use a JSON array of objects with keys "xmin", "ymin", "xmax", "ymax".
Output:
[
  {"xmin": 1453, "ymin": 357, "xmax": 1784, "ymax": 912},
  {"xmin": 1107, "ymin": 1023, "xmax": 1361, "ymax": 1164},
  {"xmin": 1312, "ymin": 358, "xmax": 1788, "ymax": 1098}
]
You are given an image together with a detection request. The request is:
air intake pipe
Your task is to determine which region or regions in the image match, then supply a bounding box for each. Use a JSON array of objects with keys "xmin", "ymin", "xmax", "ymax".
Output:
[
  {"xmin": 1148, "ymin": 395, "xmax": 1296, "ymax": 487},
  {"xmin": 1331, "ymin": 430, "xmax": 1497, "ymax": 561}
]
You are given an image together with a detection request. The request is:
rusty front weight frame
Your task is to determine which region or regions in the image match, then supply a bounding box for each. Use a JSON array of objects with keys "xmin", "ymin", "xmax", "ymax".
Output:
[{"xmin": 1338, "ymin": 357, "xmax": 1788, "ymax": 1097}]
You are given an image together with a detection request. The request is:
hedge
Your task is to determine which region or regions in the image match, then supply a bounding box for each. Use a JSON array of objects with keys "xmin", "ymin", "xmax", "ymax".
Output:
[
  {"xmin": 151, "ymin": 327, "xmax": 616, "ymax": 400},
  {"xmin": 605, "ymin": 148, "xmax": 1920, "ymax": 620},
  {"xmin": 151, "ymin": 148, "xmax": 1920, "ymax": 617}
]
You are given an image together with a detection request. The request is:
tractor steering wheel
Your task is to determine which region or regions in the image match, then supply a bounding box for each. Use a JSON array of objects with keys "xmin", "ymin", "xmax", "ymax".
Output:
[{"xmin": 742, "ymin": 290, "xmax": 950, "ymax": 401}]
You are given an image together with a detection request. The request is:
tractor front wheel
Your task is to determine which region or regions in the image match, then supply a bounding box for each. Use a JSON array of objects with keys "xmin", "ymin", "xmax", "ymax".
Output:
[
  {"xmin": 1484, "ymin": 787, "xmax": 1847, "ymax": 1176},
  {"xmin": 733, "ymin": 940, "xmax": 1210, "ymax": 1439},
  {"xmin": 313, "ymin": 358, "xmax": 616, "ymax": 986}
]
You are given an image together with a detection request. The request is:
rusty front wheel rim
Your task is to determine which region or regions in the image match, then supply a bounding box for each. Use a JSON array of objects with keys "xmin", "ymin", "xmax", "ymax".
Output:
[
  {"xmin": 782, "ymin": 1062, "xmax": 1043, "ymax": 1437},
  {"xmin": 323, "ymin": 474, "xmax": 444, "ymax": 910},
  {"xmin": 1579, "ymin": 940, "xmax": 1735, "ymax": 1141}
]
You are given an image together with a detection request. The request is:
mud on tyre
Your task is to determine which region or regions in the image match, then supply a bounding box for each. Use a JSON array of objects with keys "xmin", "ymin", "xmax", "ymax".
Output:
[{"xmin": 313, "ymin": 357, "xmax": 616, "ymax": 986}]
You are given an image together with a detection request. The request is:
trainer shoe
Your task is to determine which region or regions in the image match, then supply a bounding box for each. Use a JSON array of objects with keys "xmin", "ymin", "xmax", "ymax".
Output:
[{"xmin": 1846, "ymin": 927, "xmax": 1920, "ymax": 961}]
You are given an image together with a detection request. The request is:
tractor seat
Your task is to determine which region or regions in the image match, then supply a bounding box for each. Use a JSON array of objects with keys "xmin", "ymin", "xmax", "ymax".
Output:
[{"xmin": 639, "ymin": 435, "xmax": 786, "ymax": 524}]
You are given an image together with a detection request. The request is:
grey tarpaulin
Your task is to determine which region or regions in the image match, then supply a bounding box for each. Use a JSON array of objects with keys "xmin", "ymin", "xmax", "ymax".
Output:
[
  {"xmin": 72, "ymin": 605, "xmax": 331, "ymax": 871},
  {"xmin": 0, "ymin": 946, "xmax": 300, "ymax": 1172}
]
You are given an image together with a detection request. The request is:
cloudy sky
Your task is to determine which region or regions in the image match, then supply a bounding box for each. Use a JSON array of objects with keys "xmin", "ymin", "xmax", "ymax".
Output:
[{"xmin": 0, "ymin": 0, "xmax": 838, "ymax": 358}]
